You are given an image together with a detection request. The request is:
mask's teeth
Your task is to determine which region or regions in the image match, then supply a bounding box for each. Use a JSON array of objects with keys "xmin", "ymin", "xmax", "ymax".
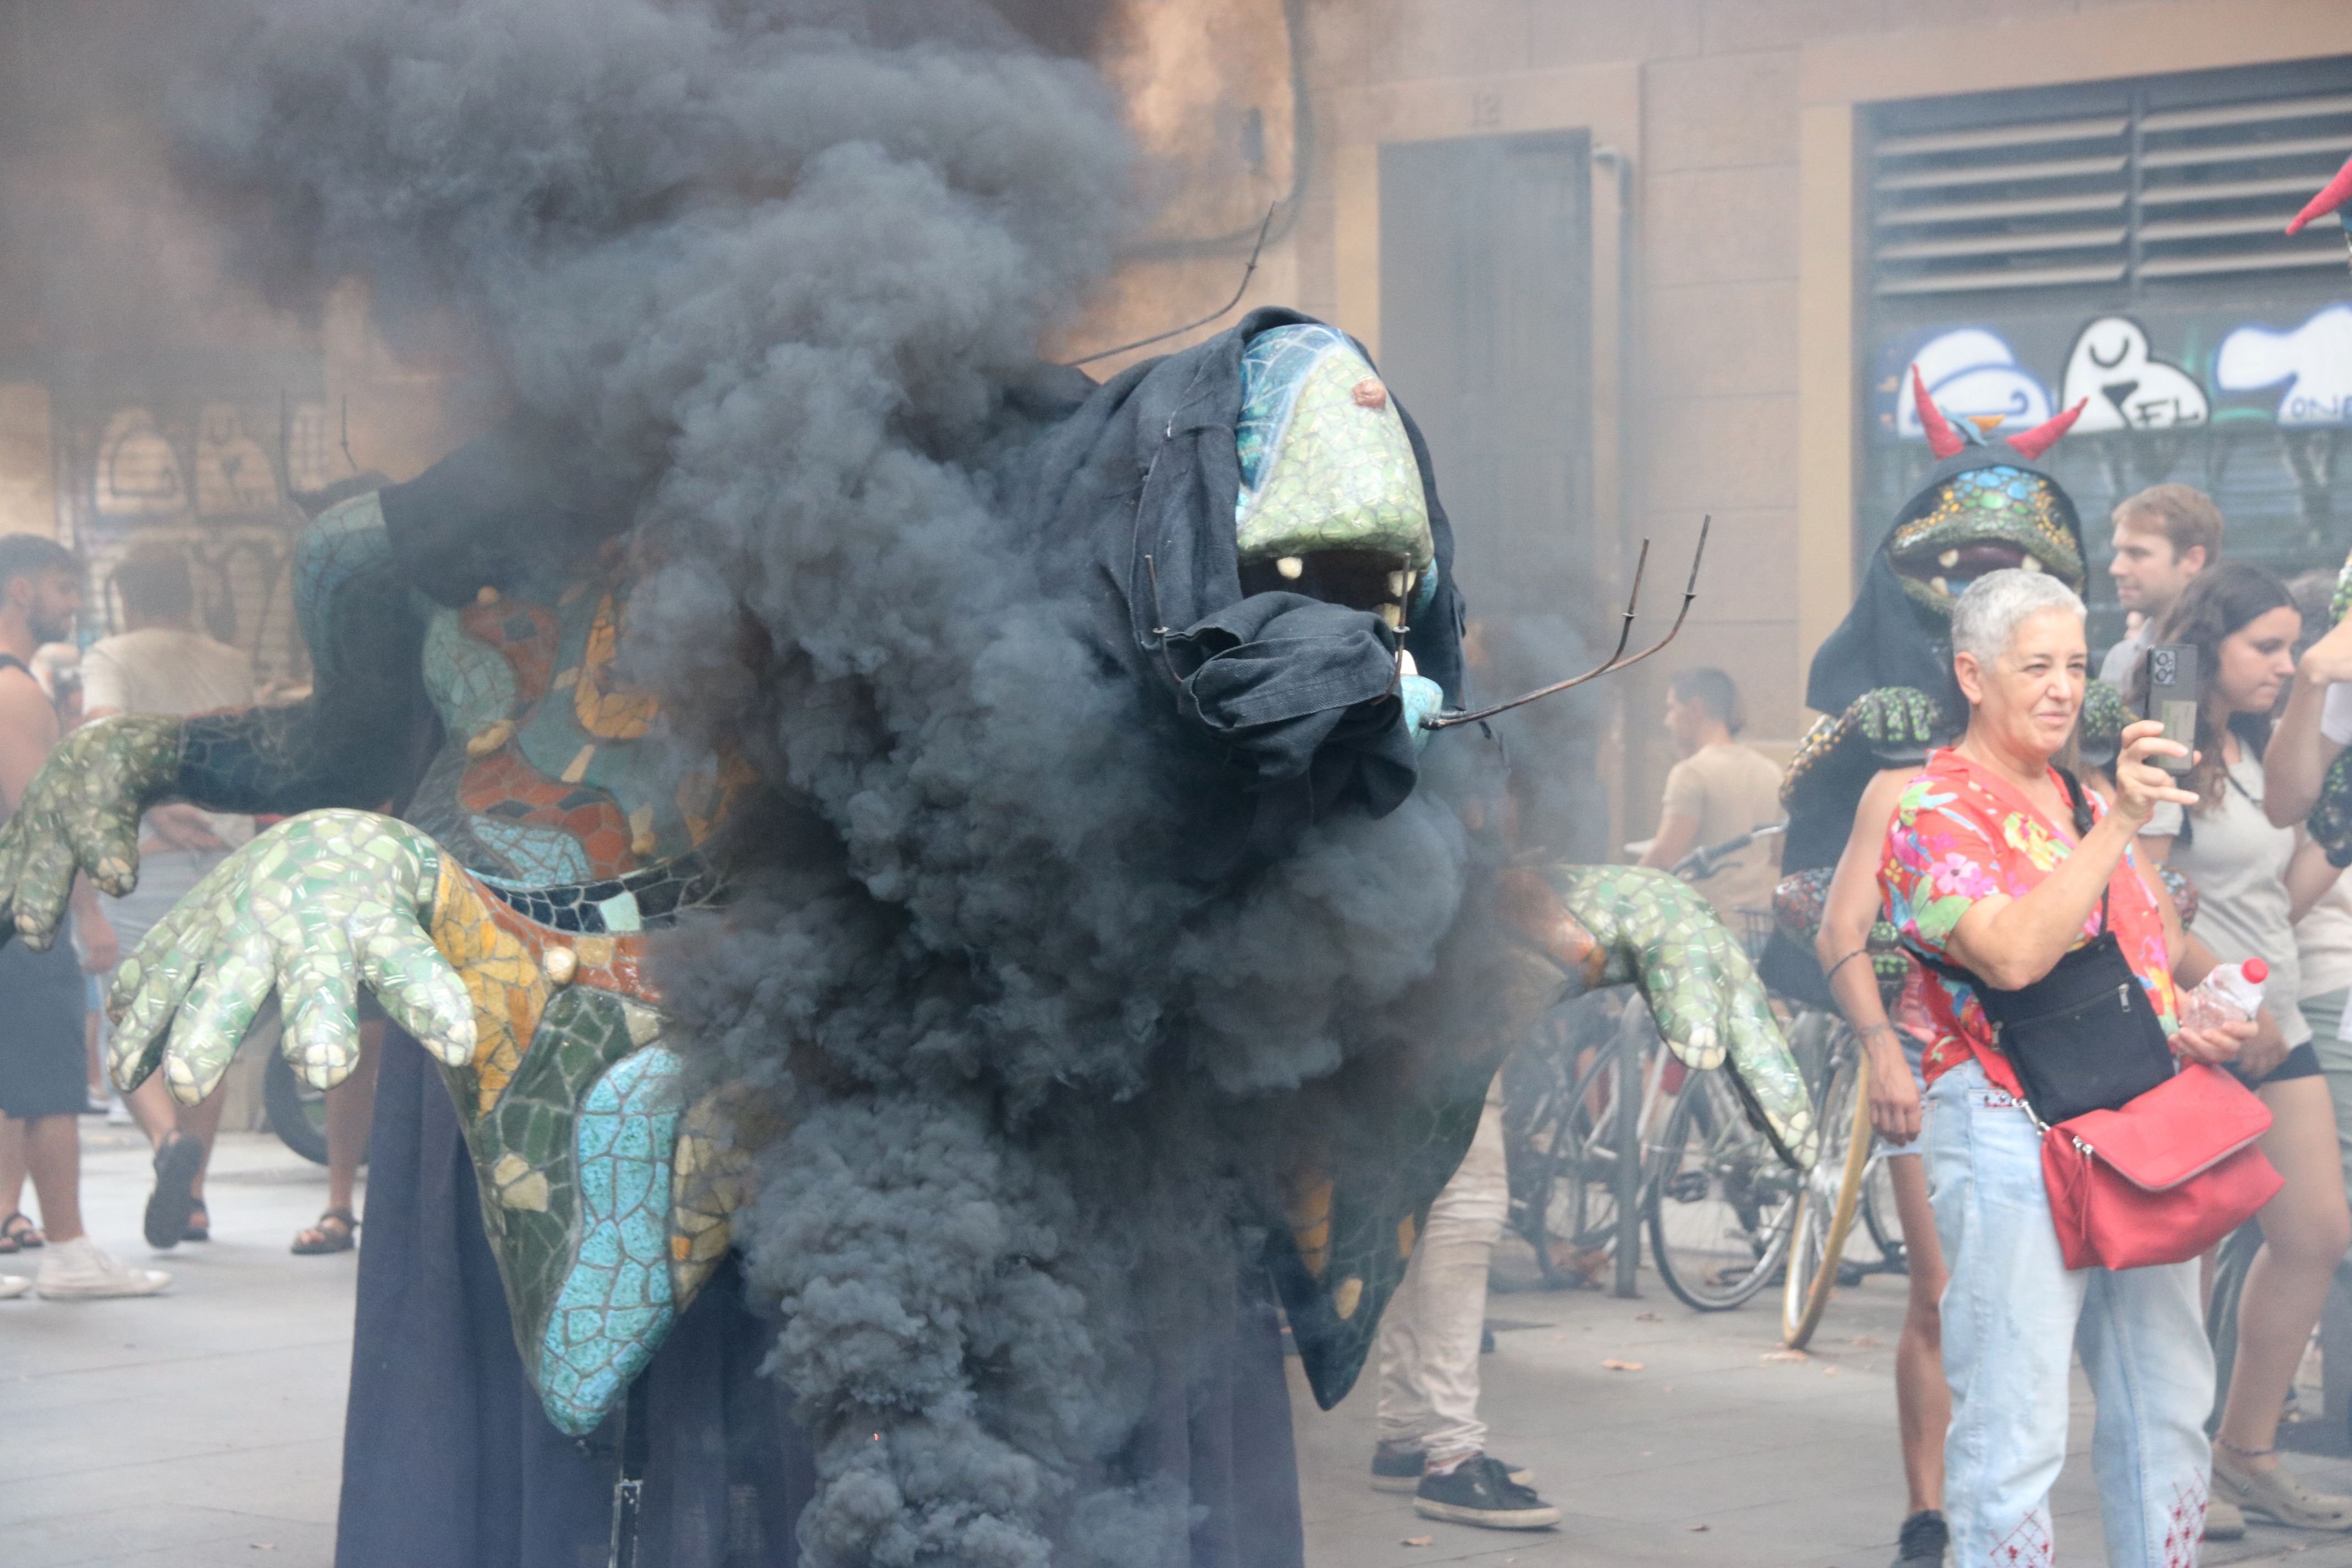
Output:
[
  {"xmin": 1276, "ymin": 556, "xmax": 1303, "ymax": 580},
  {"xmin": 1387, "ymin": 570, "xmax": 1407, "ymax": 599},
  {"xmin": 2021, "ymin": 554, "xmax": 2045, "ymax": 574},
  {"xmin": 1932, "ymin": 576, "xmax": 1952, "ymax": 597},
  {"xmin": 1939, "ymin": 549, "xmax": 1960, "ymax": 569}
]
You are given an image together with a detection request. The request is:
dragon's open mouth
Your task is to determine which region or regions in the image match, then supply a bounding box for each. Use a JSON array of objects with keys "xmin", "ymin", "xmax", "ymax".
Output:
[{"xmin": 1890, "ymin": 538, "xmax": 2057, "ymax": 601}]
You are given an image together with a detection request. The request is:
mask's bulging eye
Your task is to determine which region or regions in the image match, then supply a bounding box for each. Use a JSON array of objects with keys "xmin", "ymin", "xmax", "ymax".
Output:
[{"xmin": 1233, "ymin": 324, "xmax": 1434, "ymax": 627}]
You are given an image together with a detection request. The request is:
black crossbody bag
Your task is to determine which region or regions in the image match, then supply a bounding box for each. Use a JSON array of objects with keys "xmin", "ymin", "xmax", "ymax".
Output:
[{"xmin": 1913, "ymin": 770, "xmax": 2176, "ymax": 1124}]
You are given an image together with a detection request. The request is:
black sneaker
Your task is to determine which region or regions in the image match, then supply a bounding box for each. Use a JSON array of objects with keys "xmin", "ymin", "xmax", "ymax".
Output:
[
  {"xmin": 143, "ymin": 1132, "xmax": 204, "ymax": 1251},
  {"xmin": 1371, "ymin": 1447, "xmax": 1534, "ymax": 1493},
  {"xmin": 1371, "ymin": 1447, "xmax": 1424, "ymax": 1493},
  {"xmin": 1413, "ymin": 1455, "xmax": 1561, "ymax": 1531},
  {"xmin": 1892, "ymin": 1510, "xmax": 1947, "ymax": 1567}
]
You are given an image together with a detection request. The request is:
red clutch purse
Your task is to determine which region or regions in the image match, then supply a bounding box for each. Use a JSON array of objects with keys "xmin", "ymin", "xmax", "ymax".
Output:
[{"xmin": 2038, "ymin": 1063, "xmax": 2282, "ymax": 1272}]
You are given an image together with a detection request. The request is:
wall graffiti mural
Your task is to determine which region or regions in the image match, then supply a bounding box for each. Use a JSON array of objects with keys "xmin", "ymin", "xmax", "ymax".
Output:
[
  {"xmin": 2217, "ymin": 303, "xmax": 2352, "ymax": 428},
  {"xmin": 2061, "ymin": 317, "xmax": 2210, "ymax": 433},
  {"xmin": 1892, "ymin": 327, "xmax": 2053, "ymax": 439},
  {"xmin": 95, "ymin": 410, "xmax": 187, "ymax": 517},
  {"xmin": 193, "ymin": 404, "xmax": 282, "ymax": 516},
  {"xmin": 1868, "ymin": 292, "xmax": 2352, "ymax": 650},
  {"xmin": 64, "ymin": 397, "xmax": 339, "ymax": 688}
]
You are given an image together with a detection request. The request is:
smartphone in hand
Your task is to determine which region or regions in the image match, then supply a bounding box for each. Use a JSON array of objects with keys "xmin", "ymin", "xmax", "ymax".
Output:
[{"xmin": 2144, "ymin": 643, "xmax": 2197, "ymax": 775}]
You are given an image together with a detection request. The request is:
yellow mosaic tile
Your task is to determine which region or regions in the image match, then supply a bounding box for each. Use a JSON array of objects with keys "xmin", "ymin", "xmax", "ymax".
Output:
[
  {"xmin": 429, "ymin": 859, "xmax": 553, "ymax": 1118},
  {"xmin": 573, "ymin": 593, "xmax": 659, "ymax": 740}
]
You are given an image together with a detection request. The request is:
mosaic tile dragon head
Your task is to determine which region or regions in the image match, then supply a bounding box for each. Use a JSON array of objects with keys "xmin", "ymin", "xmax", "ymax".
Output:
[
  {"xmin": 1233, "ymin": 324, "xmax": 1438, "ymax": 632},
  {"xmin": 1885, "ymin": 365, "xmax": 2089, "ymax": 617}
]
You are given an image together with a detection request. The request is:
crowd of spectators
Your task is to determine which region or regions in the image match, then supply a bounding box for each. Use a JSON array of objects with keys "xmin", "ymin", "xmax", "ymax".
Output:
[{"xmin": 0, "ymin": 539, "xmax": 379, "ymax": 1300}]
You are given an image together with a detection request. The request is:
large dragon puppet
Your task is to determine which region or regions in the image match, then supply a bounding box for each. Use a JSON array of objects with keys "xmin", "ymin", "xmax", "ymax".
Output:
[
  {"xmin": 1762, "ymin": 369, "xmax": 2110, "ymax": 1004},
  {"xmin": 0, "ymin": 312, "xmax": 1808, "ymax": 1471}
]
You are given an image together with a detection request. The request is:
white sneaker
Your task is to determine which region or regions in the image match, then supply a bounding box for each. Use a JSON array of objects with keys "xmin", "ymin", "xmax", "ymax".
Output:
[
  {"xmin": 105, "ymin": 1093, "xmax": 133, "ymax": 1126},
  {"xmin": 0, "ymin": 1274, "xmax": 28, "ymax": 1299},
  {"xmin": 34, "ymin": 1237, "xmax": 171, "ymax": 1299}
]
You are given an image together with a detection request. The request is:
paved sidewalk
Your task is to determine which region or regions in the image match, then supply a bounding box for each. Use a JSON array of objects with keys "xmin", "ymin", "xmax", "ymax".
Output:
[
  {"xmin": 9, "ymin": 1128, "xmax": 2352, "ymax": 1566},
  {"xmin": 1297, "ymin": 1245, "xmax": 2352, "ymax": 1568},
  {"xmin": 0, "ymin": 1126, "xmax": 355, "ymax": 1568}
]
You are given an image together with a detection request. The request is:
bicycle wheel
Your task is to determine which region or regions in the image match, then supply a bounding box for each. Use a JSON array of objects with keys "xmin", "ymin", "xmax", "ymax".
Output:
[
  {"xmin": 2204, "ymin": 1217, "xmax": 2266, "ymax": 1430},
  {"xmin": 264, "ymin": 1049, "xmax": 331, "ymax": 1167},
  {"xmin": 1859, "ymin": 1148, "xmax": 1906, "ymax": 1269},
  {"xmin": 1649, "ymin": 1067, "xmax": 1800, "ymax": 1311},
  {"xmin": 1782, "ymin": 1042, "xmax": 1871, "ymax": 1347},
  {"xmin": 1527, "ymin": 1044, "xmax": 1628, "ymax": 1288}
]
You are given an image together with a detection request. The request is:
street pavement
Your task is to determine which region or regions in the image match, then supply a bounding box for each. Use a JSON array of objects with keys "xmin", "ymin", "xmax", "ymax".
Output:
[
  {"xmin": 0, "ymin": 1125, "xmax": 351, "ymax": 1568},
  {"xmin": 1298, "ymin": 1246, "xmax": 2352, "ymax": 1568},
  {"xmin": 9, "ymin": 1128, "xmax": 2352, "ymax": 1567}
]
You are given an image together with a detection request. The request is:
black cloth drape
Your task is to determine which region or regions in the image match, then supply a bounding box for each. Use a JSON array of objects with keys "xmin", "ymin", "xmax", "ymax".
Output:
[
  {"xmin": 1005, "ymin": 307, "xmax": 1466, "ymax": 873},
  {"xmin": 337, "ymin": 1034, "xmax": 1303, "ymax": 1567},
  {"xmin": 337, "ymin": 1033, "xmax": 813, "ymax": 1568}
]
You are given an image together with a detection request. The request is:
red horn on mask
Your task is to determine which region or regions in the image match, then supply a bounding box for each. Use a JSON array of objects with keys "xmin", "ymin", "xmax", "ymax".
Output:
[
  {"xmin": 2008, "ymin": 397, "xmax": 2088, "ymax": 461},
  {"xmin": 2287, "ymin": 153, "xmax": 2352, "ymax": 235},
  {"xmin": 1910, "ymin": 364, "xmax": 1964, "ymax": 459}
]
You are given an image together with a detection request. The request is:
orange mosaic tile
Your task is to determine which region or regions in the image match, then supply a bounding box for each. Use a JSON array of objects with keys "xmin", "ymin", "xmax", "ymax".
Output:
[
  {"xmin": 428, "ymin": 862, "xmax": 665, "ymax": 1119},
  {"xmin": 459, "ymin": 599, "xmax": 558, "ymax": 703},
  {"xmin": 574, "ymin": 593, "xmax": 659, "ymax": 741}
]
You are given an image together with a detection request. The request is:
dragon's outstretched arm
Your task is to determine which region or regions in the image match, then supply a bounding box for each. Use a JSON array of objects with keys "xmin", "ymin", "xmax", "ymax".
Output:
[
  {"xmin": 1272, "ymin": 863, "xmax": 1813, "ymax": 1412},
  {"xmin": 0, "ymin": 494, "xmax": 429, "ymax": 947}
]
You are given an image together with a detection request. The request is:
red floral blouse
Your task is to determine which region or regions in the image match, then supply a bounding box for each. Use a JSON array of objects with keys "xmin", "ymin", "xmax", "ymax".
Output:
[{"xmin": 1879, "ymin": 747, "xmax": 2178, "ymax": 1096}]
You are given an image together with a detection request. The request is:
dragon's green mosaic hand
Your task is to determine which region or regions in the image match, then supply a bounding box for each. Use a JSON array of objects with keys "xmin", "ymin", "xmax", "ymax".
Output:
[
  {"xmin": 0, "ymin": 715, "xmax": 179, "ymax": 949},
  {"xmin": 1849, "ymin": 685, "xmax": 1941, "ymax": 752},
  {"xmin": 107, "ymin": 809, "xmax": 476, "ymax": 1106},
  {"xmin": 1781, "ymin": 687, "xmax": 1943, "ymax": 812},
  {"xmin": 1538, "ymin": 864, "xmax": 1816, "ymax": 1169}
]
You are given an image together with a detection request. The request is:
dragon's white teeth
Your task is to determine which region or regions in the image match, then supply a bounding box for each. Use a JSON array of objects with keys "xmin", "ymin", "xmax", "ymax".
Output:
[
  {"xmin": 1276, "ymin": 556, "xmax": 1303, "ymax": 580},
  {"xmin": 1387, "ymin": 571, "xmax": 1407, "ymax": 598},
  {"xmin": 1939, "ymin": 549, "xmax": 1960, "ymax": 569},
  {"xmin": 2021, "ymin": 554, "xmax": 2044, "ymax": 574},
  {"xmin": 1932, "ymin": 576, "xmax": 1951, "ymax": 596}
]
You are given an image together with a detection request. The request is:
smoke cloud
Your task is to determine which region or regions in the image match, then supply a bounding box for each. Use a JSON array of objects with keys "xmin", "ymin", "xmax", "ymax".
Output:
[{"xmin": 136, "ymin": 2, "xmax": 1526, "ymax": 1562}]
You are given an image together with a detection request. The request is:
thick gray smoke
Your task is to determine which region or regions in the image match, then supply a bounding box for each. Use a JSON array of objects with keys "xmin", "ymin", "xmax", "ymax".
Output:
[{"xmin": 157, "ymin": 2, "xmax": 1516, "ymax": 1562}]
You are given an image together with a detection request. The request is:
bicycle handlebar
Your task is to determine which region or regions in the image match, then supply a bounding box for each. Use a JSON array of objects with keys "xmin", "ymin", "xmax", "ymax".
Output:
[{"xmin": 1670, "ymin": 820, "xmax": 1786, "ymax": 883}]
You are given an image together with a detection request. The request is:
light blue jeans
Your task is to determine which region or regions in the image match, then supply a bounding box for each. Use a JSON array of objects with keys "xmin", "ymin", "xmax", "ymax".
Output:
[{"xmin": 1926, "ymin": 1059, "xmax": 2214, "ymax": 1567}]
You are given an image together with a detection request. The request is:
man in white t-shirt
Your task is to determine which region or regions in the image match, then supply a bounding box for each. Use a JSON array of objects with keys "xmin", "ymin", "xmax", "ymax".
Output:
[{"xmin": 81, "ymin": 545, "xmax": 255, "ymax": 1251}]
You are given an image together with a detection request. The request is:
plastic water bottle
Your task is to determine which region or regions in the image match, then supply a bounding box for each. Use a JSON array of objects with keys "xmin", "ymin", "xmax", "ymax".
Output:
[{"xmin": 2182, "ymin": 958, "xmax": 2269, "ymax": 1030}]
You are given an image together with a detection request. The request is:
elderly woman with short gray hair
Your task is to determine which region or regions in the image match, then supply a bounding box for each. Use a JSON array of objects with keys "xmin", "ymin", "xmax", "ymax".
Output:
[{"xmin": 1877, "ymin": 569, "xmax": 2251, "ymax": 1566}]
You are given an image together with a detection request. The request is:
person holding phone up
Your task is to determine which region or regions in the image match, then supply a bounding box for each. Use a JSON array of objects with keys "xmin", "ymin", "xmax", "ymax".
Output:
[
  {"xmin": 1880, "ymin": 569, "xmax": 2252, "ymax": 1567},
  {"xmin": 2135, "ymin": 563, "xmax": 2352, "ymax": 1533}
]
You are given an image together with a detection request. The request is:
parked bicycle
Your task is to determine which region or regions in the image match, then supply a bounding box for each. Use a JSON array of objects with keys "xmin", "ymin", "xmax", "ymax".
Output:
[{"xmin": 1505, "ymin": 820, "xmax": 1812, "ymax": 1311}]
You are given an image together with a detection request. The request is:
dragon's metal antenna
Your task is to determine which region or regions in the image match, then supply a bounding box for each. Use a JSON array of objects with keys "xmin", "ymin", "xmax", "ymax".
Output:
[
  {"xmin": 1427, "ymin": 516, "xmax": 1711, "ymax": 729},
  {"xmin": 1063, "ymin": 205, "xmax": 1279, "ymax": 369}
]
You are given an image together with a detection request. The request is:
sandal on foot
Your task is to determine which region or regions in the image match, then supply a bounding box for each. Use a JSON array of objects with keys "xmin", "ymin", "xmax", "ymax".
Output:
[
  {"xmin": 0, "ymin": 1212, "xmax": 43, "ymax": 1253},
  {"xmin": 143, "ymin": 1133, "xmax": 204, "ymax": 1251},
  {"xmin": 182, "ymin": 1202, "xmax": 210, "ymax": 1243},
  {"xmin": 292, "ymin": 1210, "xmax": 358, "ymax": 1255},
  {"xmin": 2214, "ymin": 1454, "xmax": 2352, "ymax": 1531}
]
